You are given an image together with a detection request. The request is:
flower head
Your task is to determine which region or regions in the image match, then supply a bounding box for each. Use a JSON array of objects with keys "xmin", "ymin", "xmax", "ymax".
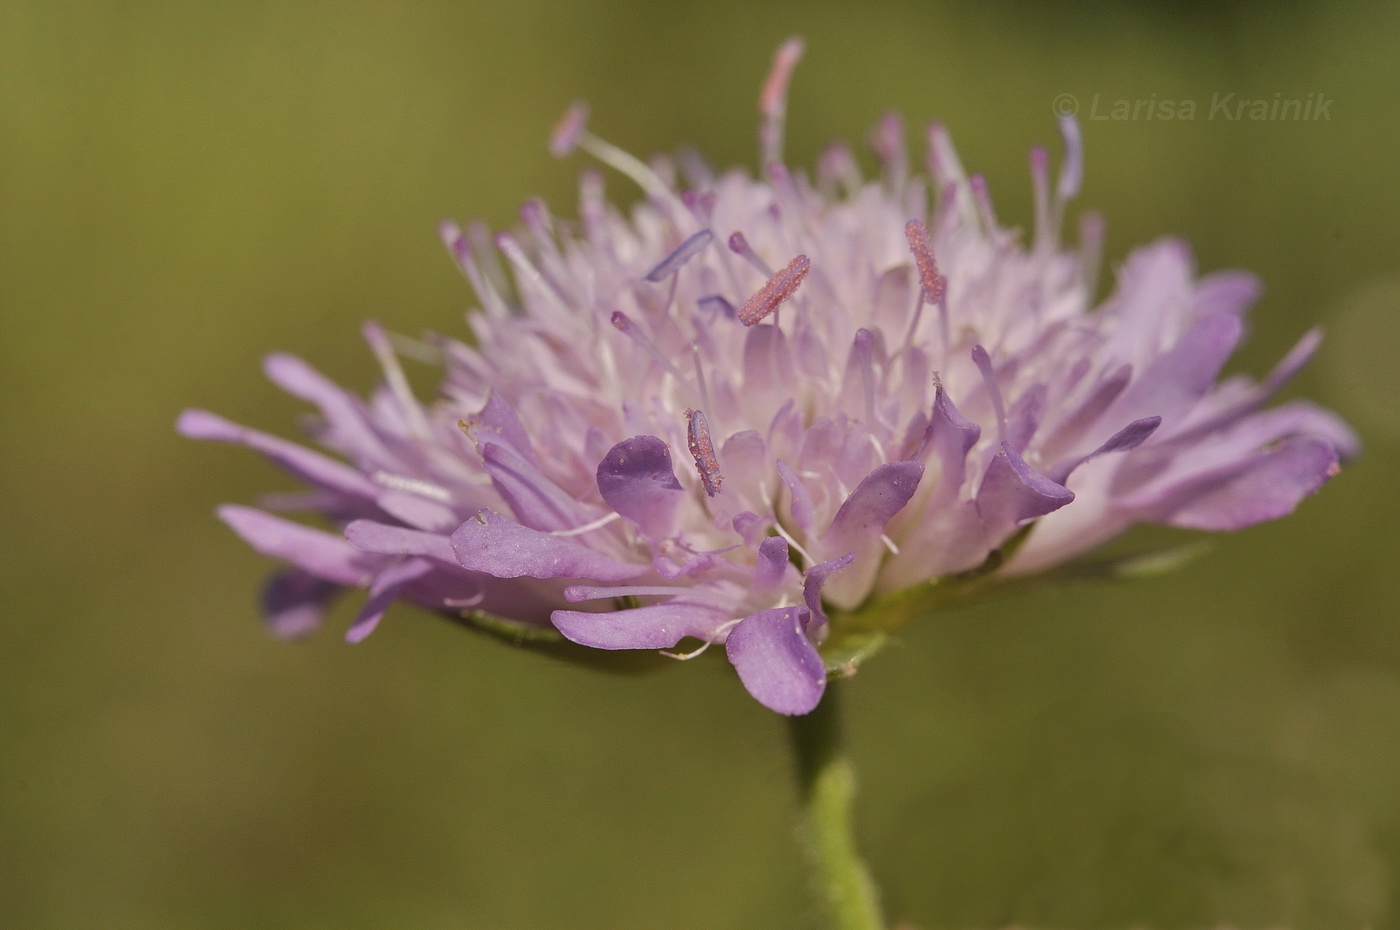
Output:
[{"xmin": 181, "ymin": 40, "xmax": 1356, "ymax": 715}]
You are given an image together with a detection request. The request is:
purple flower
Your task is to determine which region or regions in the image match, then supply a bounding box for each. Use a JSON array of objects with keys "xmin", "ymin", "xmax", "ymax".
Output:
[{"xmin": 180, "ymin": 39, "xmax": 1356, "ymax": 715}]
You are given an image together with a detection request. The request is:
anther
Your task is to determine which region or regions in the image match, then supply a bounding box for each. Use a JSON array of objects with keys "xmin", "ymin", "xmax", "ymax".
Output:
[
  {"xmin": 738, "ymin": 254, "xmax": 811, "ymax": 327},
  {"xmin": 644, "ymin": 229, "xmax": 714, "ymax": 283},
  {"xmin": 685, "ymin": 408, "xmax": 724, "ymax": 497}
]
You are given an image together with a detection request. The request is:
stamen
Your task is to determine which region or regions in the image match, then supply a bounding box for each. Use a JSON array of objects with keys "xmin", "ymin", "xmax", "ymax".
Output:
[
  {"xmin": 759, "ymin": 36, "xmax": 805, "ymax": 167},
  {"xmin": 969, "ymin": 174, "xmax": 1000, "ymax": 232},
  {"xmin": 645, "ymin": 229, "xmax": 714, "ymax": 282},
  {"xmin": 871, "ymin": 112, "xmax": 907, "ymax": 190},
  {"xmin": 904, "ymin": 220, "xmax": 946, "ymax": 304},
  {"xmin": 550, "ymin": 511, "xmax": 622, "ymax": 538},
  {"xmin": 728, "ymin": 231, "xmax": 774, "ymax": 276},
  {"xmin": 880, "ymin": 533, "xmax": 901, "ymax": 555},
  {"xmin": 852, "ymin": 328, "xmax": 878, "ymax": 427},
  {"xmin": 691, "ymin": 342, "xmax": 713, "ymax": 414},
  {"xmin": 697, "ymin": 295, "xmax": 736, "ymax": 318},
  {"xmin": 971, "ymin": 344, "xmax": 1008, "ymax": 445},
  {"xmin": 370, "ymin": 471, "xmax": 453, "ymax": 502},
  {"xmin": 1030, "ymin": 145, "xmax": 1050, "ymax": 250},
  {"xmin": 662, "ymin": 618, "xmax": 743, "ymax": 660},
  {"xmin": 363, "ymin": 322, "xmax": 432, "ymax": 439},
  {"xmin": 549, "ymin": 101, "xmax": 590, "ymax": 158},
  {"xmin": 738, "ymin": 254, "xmax": 811, "ymax": 327},
  {"xmin": 770, "ymin": 520, "xmax": 815, "ymax": 568},
  {"xmin": 610, "ymin": 312, "xmax": 690, "ymax": 385},
  {"xmin": 685, "ymin": 408, "xmax": 724, "ymax": 496},
  {"xmin": 439, "ymin": 220, "xmax": 509, "ymax": 317},
  {"xmin": 1056, "ymin": 114, "xmax": 1084, "ymax": 202},
  {"xmin": 496, "ymin": 232, "xmax": 572, "ymax": 309}
]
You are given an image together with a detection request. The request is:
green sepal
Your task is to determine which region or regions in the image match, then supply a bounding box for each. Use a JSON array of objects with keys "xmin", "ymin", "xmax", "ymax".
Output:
[{"xmin": 819, "ymin": 629, "xmax": 889, "ymax": 679}]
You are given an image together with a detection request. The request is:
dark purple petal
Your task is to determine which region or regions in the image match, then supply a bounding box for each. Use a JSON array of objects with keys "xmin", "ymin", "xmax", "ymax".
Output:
[
  {"xmin": 178, "ymin": 409, "xmax": 379, "ymax": 500},
  {"xmin": 345, "ymin": 520, "xmax": 459, "ymax": 565},
  {"xmin": 803, "ymin": 552, "xmax": 855, "ymax": 630},
  {"xmin": 218, "ymin": 505, "xmax": 379, "ymax": 585},
  {"xmin": 1051, "ymin": 416, "xmax": 1161, "ymax": 484},
  {"xmin": 775, "ymin": 459, "xmax": 816, "ymax": 535},
  {"xmin": 552, "ymin": 601, "xmax": 729, "ymax": 649},
  {"xmin": 1136, "ymin": 436, "xmax": 1341, "ymax": 531},
  {"xmin": 726, "ymin": 606, "xmax": 826, "ymax": 716},
  {"xmin": 820, "ymin": 461, "xmax": 925, "ymax": 551},
  {"xmin": 915, "ymin": 383, "xmax": 981, "ymax": 499},
  {"xmin": 596, "ymin": 436, "xmax": 683, "ymax": 538},
  {"xmin": 975, "ymin": 443, "xmax": 1075, "ymax": 541},
  {"xmin": 260, "ymin": 570, "xmax": 340, "ymax": 640},
  {"xmin": 346, "ymin": 558, "xmax": 436, "ymax": 644},
  {"xmin": 450, "ymin": 509, "xmax": 647, "ymax": 582}
]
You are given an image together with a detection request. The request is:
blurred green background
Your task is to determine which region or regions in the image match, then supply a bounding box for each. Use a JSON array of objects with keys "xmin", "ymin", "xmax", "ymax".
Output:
[{"xmin": 3, "ymin": 1, "xmax": 1399, "ymax": 928}]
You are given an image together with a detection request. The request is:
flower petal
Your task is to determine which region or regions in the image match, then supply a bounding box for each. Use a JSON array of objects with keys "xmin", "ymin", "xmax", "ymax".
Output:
[
  {"xmin": 345, "ymin": 520, "xmax": 459, "ymax": 565},
  {"xmin": 552, "ymin": 600, "xmax": 730, "ymax": 649},
  {"xmin": 450, "ymin": 509, "xmax": 647, "ymax": 582},
  {"xmin": 178, "ymin": 409, "xmax": 379, "ymax": 500},
  {"xmin": 596, "ymin": 436, "xmax": 683, "ymax": 539},
  {"xmin": 346, "ymin": 558, "xmax": 437, "ymax": 644},
  {"xmin": 975, "ymin": 442, "xmax": 1075, "ymax": 542},
  {"xmin": 726, "ymin": 606, "xmax": 826, "ymax": 716},
  {"xmin": 260, "ymin": 570, "xmax": 340, "ymax": 640},
  {"xmin": 218, "ymin": 505, "xmax": 379, "ymax": 585},
  {"xmin": 1137, "ymin": 436, "xmax": 1341, "ymax": 531}
]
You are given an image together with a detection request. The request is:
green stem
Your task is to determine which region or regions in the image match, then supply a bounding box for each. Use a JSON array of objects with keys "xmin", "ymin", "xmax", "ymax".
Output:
[{"xmin": 787, "ymin": 682, "xmax": 886, "ymax": 930}]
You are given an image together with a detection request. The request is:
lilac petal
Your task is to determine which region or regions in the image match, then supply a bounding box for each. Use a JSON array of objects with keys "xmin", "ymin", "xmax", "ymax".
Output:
[
  {"xmin": 178, "ymin": 409, "xmax": 379, "ymax": 500},
  {"xmin": 218, "ymin": 505, "xmax": 379, "ymax": 585},
  {"xmin": 1051, "ymin": 416, "xmax": 1161, "ymax": 484},
  {"xmin": 1139, "ymin": 436, "xmax": 1341, "ymax": 531},
  {"xmin": 1192, "ymin": 269, "xmax": 1261, "ymax": 318},
  {"xmin": 753, "ymin": 536, "xmax": 790, "ymax": 593},
  {"xmin": 481, "ymin": 441, "xmax": 586, "ymax": 531},
  {"xmin": 344, "ymin": 520, "xmax": 459, "ymax": 565},
  {"xmin": 262, "ymin": 354, "xmax": 393, "ymax": 466},
  {"xmin": 726, "ymin": 606, "xmax": 826, "ymax": 716},
  {"xmin": 552, "ymin": 600, "xmax": 729, "ymax": 650},
  {"xmin": 596, "ymin": 436, "xmax": 683, "ymax": 539},
  {"xmin": 472, "ymin": 391, "xmax": 539, "ymax": 468},
  {"xmin": 374, "ymin": 490, "xmax": 459, "ymax": 533},
  {"xmin": 346, "ymin": 558, "xmax": 436, "ymax": 644},
  {"xmin": 450, "ymin": 509, "xmax": 647, "ymax": 582},
  {"xmin": 1108, "ymin": 311, "xmax": 1243, "ymax": 427},
  {"xmin": 260, "ymin": 570, "xmax": 340, "ymax": 639},
  {"xmin": 975, "ymin": 443, "xmax": 1075, "ymax": 541}
]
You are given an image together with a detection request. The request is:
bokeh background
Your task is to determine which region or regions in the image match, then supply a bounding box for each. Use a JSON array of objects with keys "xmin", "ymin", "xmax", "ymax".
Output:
[{"xmin": 4, "ymin": 1, "xmax": 1399, "ymax": 928}]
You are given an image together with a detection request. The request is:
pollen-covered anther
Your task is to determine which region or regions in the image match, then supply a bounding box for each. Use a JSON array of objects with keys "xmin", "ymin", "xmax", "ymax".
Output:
[
  {"xmin": 904, "ymin": 220, "xmax": 946, "ymax": 303},
  {"xmin": 738, "ymin": 254, "xmax": 811, "ymax": 326},
  {"xmin": 685, "ymin": 408, "xmax": 724, "ymax": 496}
]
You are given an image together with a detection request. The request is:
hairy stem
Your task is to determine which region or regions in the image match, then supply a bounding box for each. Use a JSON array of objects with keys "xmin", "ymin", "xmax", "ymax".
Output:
[{"xmin": 787, "ymin": 683, "xmax": 886, "ymax": 930}]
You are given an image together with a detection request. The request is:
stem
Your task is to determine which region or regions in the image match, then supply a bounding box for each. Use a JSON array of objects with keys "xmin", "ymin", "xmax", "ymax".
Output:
[{"xmin": 787, "ymin": 682, "xmax": 886, "ymax": 930}]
